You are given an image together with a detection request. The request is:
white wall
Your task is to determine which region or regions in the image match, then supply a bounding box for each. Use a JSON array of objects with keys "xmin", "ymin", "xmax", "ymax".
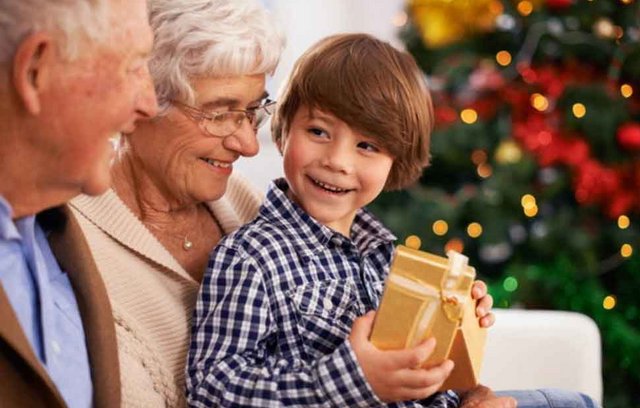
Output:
[{"xmin": 235, "ymin": 0, "xmax": 406, "ymax": 192}]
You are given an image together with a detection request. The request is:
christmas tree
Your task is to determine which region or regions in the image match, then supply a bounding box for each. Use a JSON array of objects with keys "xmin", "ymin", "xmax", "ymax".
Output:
[{"xmin": 369, "ymin": 1, "xmax": 640, "ymax": 407}]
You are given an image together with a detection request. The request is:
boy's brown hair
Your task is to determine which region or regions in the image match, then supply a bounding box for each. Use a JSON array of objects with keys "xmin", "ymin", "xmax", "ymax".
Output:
[{"xmin": 271, "ymin": 33, "xmax": 433, "ymax": 191}]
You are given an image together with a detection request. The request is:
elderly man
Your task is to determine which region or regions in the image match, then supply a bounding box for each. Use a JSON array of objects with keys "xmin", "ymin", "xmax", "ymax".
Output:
[{"xmin": 0, "ymin": 0, "xmax": 157, "ymax": 406}]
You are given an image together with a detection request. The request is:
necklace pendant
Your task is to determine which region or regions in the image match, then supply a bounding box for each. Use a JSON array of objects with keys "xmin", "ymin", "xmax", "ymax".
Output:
[{"xmin": 183, "ymin": 237, "xmax": 193, "ymax": 251}]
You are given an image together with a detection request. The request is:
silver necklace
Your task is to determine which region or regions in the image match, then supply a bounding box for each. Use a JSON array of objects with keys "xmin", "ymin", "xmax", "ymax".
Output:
[{"xmin": 146, "ymin": 223, "xmax": 194, "ymax": 251}]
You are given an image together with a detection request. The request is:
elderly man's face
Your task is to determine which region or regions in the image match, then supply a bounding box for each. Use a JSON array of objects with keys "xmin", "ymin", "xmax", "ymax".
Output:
[{"xmin": 38, "ymin": 0, "xmax": 157, "ymax": 196}]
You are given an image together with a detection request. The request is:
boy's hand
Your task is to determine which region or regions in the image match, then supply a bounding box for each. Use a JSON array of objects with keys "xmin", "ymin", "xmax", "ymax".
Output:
[
  {"xmin": 471, "ymin": 280, "xmax": 495, "ymax": 328},
  {"xmin": 459, "ymin": 385, "xmax": 517, "ymax": 408},
  {"xmin": 349, "ymin": 311, "xmax": 455, "ymax": 403}
]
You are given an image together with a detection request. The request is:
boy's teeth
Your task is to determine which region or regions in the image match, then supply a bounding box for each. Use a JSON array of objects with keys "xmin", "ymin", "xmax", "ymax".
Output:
[
  {"xmin": 205, "ymin": 158, "xmax": 230, "ymax": 168},
  {"xmin": 313, "ymin": 179, "xmax": 347, "ymax": 192}
]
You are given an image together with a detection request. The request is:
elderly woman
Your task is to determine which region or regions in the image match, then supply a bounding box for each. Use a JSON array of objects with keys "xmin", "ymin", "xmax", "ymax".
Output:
[{"xmin": 68, "ymin": 0, "xmax": 284, "ymax": 406}]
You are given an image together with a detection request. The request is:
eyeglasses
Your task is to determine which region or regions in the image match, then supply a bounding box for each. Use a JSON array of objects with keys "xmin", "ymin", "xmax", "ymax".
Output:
[{"xmin": 171, "ymin": 99, "xmax": 276, "ymax": 138}]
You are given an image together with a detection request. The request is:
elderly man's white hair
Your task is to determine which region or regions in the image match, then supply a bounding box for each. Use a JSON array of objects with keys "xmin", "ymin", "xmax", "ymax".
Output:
[
  {"xmin": 149, "ymin": 0, "xmax": 286, "ymax": 112},
  {"xmin": 0, "ymin": 0, "xmax": 109, "ymax": 63}
]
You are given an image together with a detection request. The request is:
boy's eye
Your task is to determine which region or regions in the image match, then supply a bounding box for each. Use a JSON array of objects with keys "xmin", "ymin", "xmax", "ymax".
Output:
[
  {"xmin": 357, "ymin": 141, "xmax": 380, "ymax": 152},
  {"xmin": 308, "ymin": 127, "xmax": 328, "ymax": 138}
]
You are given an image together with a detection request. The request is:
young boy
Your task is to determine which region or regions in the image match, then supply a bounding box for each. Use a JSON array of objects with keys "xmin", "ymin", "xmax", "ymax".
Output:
[{"xmin": 186, "ymin": 33, "xmax": 495, "ymax": 408}]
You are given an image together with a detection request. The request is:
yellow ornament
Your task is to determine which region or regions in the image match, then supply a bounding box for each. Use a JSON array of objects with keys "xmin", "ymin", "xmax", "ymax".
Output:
[
  {"xmin": 494, "ymin": 139, "xmax": 523, "ymax": 164},
  {"xmin": 409, "ymin": 0, "xmax": 503, "ymax": 48}
]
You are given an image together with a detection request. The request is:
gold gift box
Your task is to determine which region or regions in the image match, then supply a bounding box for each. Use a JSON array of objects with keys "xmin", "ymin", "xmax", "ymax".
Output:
[{"xmin": 370, "ymin": 245, "xmax": 486, "ymax": 390}]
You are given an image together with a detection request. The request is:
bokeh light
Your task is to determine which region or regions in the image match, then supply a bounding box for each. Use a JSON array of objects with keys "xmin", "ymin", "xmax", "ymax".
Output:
[
  {"xmin": 496, "ymin": 50, "xmax": 512, "ymax": 66},
  {"xmin": 461, "ymin": 108, "xmax": 478, "ymax": 124},
  {"xmin": 467, "ymin": 222, "xmax": 483, "ymax": 238},
  {"xmin": 603, "ymin": 295, "xmax": 616, "ymax": 310},
  {"xmin": 445, "ymin": 238, "xmax": 464, "ymax": 253},
  {"xmin": 620, "ymin": 84, "xmax": 633, "ymax": 98},
  {"xmin": 432, "ymin": 220, "xmax": 449, "ymax": 236},
  {"xmin": 531, "ymin": 93, "xmax": 549, "ymax": 111},
  {"xmin": 617, "ymin": 215, "xmax": 630, "ymax": 229},
  {"xmin": 516, "ymin": 0, "xmax": 533, "ymax": 16},
  {"xmin": 503, "ymin": 276, "xmax": 518, "ymax": 292},
  {"xmin": 572, "ymin": 103, "xmax": 587, "ymax": 118}
]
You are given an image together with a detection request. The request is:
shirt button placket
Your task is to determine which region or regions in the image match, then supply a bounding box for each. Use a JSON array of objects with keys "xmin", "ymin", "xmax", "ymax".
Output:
[{"xmin": 51, "ymin": 339, "xmax": 61, "ymax": 355}]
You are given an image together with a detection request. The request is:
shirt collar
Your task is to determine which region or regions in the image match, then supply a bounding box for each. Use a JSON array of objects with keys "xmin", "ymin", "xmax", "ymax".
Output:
[
  {"xmin": 0, "ymin": 195, "xmax": 21, "ymax": 241},
  {"xmin": 258, "ymin": 178, "xmax": 396, "ymax": 261}
]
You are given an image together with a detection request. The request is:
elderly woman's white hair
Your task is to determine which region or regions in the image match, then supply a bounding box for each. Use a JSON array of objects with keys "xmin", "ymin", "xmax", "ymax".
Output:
[
  {"xmin": 149, "ymin": 0, "xmax": 286, "ymax": 112},
  {"xmin": 0, "ymin": 0, "xmax": 109, "ymax": 63}
]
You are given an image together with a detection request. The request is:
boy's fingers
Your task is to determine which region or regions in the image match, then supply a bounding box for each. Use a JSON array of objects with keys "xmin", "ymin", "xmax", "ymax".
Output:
[
  {"xmin": 411, "ymin": 337, "xmax": 438, "ymax": 368},
  {"xmin": 472, "ymin": 280, "xmax": 487, "ymax": 299},
  {"xmin": 416, "ymin": 359, "xmax": 454, "ymax": 385},
  {"xmin": 476, "ymin": 293, "xmax": 493, "ymax": 315},
  {"xmin": 394, "ymin": 359, "xmax": 455, "ymax": 389},
  {"xmin": 386, "ymin": 337, "xmax": 437, "ymax": 369},
  {"xmin": 351, "ymin": 311, "xmax": 376, "ymax": 342},
  {"xmin": 480, "ymin": 313, "xmax": 495, "ymax": 328},
  {"xmin": 390, "ymin": 360, "xmax": 453, "ymax": 400}
]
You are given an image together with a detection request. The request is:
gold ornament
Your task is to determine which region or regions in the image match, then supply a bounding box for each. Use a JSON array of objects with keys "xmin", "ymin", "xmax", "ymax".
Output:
[
  {"xmin": 409, "ymin": 0, "xmax": 503, "ymax": 48},
  {"xmin": 494, "ymin": 139, "xmax": 523, "ymax": 164}
]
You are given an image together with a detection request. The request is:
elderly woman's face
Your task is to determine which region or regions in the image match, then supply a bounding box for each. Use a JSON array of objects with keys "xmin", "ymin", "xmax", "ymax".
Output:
[{"xmin": 136, "ymin": 74, "xmax": 266, "ymax": 205}]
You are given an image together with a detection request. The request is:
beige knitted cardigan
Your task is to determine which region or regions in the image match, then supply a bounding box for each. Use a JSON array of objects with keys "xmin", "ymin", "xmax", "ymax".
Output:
[{"xmin": 69, "ymin": 174, "xmax": 263, "ymax": 407}]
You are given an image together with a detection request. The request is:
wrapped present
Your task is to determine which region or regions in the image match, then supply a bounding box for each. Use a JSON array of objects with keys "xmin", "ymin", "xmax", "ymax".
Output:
[{"xmin": 370, "ymin": 245, "xmax": 486, "ymax": 390}]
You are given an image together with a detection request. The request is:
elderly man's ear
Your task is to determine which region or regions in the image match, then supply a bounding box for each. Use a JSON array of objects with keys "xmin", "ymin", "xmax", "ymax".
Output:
[{"xmin": 12, "ymin": 32, "xmax": 54, "ymax": 115}]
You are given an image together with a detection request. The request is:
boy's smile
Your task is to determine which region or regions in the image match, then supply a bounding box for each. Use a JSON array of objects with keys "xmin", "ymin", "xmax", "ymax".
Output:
[
  {"xmin": 308, "ymin": 176, "xmax": 355, "ymax": 194},
  {"xmin": 281, "ymin": 107, "xmax": 394, "ymax": 236}
]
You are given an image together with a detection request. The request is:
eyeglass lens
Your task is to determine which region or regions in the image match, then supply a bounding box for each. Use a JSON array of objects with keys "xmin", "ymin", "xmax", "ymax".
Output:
[{"xmin": 201, "ymin": 101, "xmax": 275, "ymax": 137}]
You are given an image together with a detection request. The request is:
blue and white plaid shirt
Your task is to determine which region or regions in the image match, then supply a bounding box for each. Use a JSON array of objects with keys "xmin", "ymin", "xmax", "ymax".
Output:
[{"xmin": 187, "ymin": 178, "xmax": 459, "ymax": 408}]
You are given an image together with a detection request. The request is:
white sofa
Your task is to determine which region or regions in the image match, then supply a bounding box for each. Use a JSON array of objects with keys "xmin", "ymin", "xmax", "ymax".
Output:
[{"xmin": 480, "ymin": 309, "xmax": 603, "ymax": 406}]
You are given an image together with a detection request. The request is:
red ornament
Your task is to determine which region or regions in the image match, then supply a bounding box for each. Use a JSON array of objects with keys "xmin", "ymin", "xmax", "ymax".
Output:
[
  {"xmin": 561, "ymin": 137, "xmax": 590, "ymax": 166},
  {"xmin": 470, "ymin": 98, "xmax": 499, "ymax": 120},
  {"xmin": 535, "ymin": 66, "xmax": 565, "ymax": 98},
  {"xmin": 573, "ymin": 160, "xmax": 620, "ymax": 205},
  {"xmin": 607, "ymin": 191, "xmax": 635, "ymax": 219},
  {"xmin": 546, "ymin": 0, "xmax": 573, "ymax": 9},
  {"xmin": 435, "ymin": 106, "xmax": 458, "ymax": 126},
  {"xmin": 616, "ymin": 122, "xmax": 640, "ymax": 151}
]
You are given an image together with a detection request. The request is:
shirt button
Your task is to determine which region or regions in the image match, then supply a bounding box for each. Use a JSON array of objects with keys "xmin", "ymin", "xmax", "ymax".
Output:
[
  {"xmin": 51, "ymin": 340, "xmax": 61, "ymax": 355},
  {"xmin": 323, "ymin": 298, "xmax": 334, "ymax": 309}
]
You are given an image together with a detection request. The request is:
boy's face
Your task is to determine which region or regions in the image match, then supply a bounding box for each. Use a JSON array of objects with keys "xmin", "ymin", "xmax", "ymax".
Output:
[{"xmin": 281, "ymin": 107, "xmax": 393, "ymax": 236}]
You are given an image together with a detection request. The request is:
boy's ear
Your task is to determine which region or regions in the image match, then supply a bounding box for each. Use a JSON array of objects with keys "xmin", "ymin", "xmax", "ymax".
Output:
[
  {"xmin": 276, "ymin": 139, "xmax": 285, "ymax": 155},
  {"xmin": 12, "ymin": 32, "xmax": 55, "ymax": 115},
  {"xmin": 276, "ymin": 125, "xmax": 290, "ymax": 155}
]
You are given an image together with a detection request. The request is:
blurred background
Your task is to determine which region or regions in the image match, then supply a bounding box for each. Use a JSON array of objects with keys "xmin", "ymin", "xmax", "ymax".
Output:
[{"xmin": 237, "ymin": 1, "xmax": 640, "ymax": 407}]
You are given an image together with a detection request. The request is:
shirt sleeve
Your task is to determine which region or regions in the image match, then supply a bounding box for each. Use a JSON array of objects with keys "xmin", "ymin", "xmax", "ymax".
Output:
[{"xmin": 185, "ymin": 244, "xmax": 383, "ymax": 408}]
